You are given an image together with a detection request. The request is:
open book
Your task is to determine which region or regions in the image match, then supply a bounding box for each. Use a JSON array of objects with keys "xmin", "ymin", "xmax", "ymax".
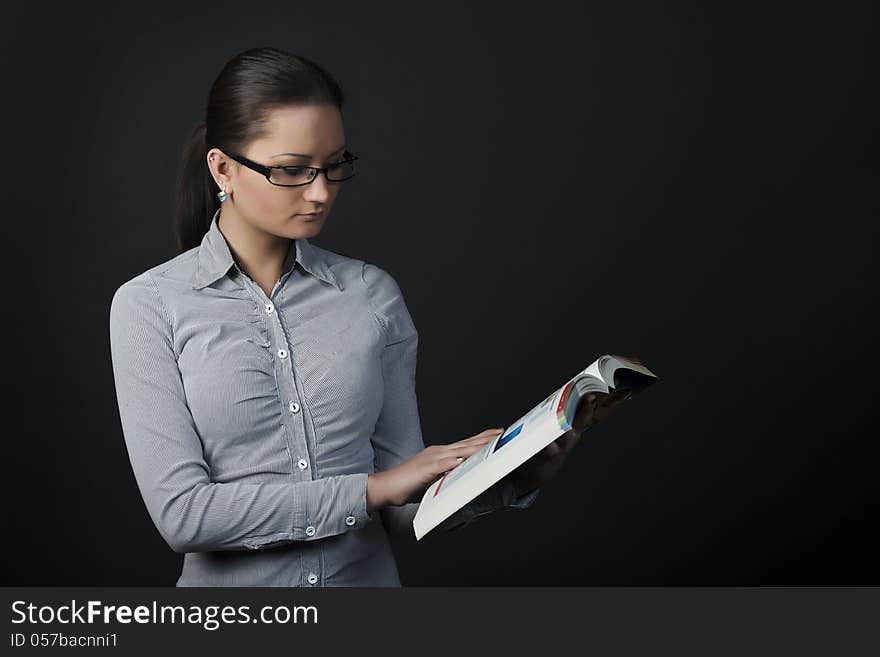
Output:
[{"xmin": 413, "ymin": 355, "xmax": 660, "ymax": 540}]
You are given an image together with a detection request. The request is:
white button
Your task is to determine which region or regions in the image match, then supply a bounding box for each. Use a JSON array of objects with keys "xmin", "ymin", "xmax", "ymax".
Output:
[
  {"xmin": 307, "ymin": 573, "xmax": 318, "ymax": 585},
  {"xmin": 345, "ymin": 516, "xmax": 356, "ymax": 526},
  {"xmin": 289, "ymin": 401, "xmax": 300, "ymax": 413},
  {"xmin": 265, "ymin": 302, "xmax": 274, "ymax": 314},
  {"xmin": 297, "ymin": 458, "xmax": 308, "ymax": 470},
  {"xmin": 277, "ymin": 348, "xmax": 288, "ymax": 359},
  {"xmin": 305, "ymin": 525, "xmax": 316, "ymax": 537}
]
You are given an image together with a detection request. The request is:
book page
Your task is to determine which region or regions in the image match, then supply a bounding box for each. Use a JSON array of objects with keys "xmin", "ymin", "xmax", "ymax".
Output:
[{"xmin": 422, "ymin": 378, "xmax": 572, "ymax": 507}]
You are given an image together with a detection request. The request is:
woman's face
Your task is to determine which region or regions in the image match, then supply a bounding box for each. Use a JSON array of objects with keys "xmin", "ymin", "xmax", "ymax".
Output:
[{"xmin": 215, "ymin": 103, "xmax": 347, "ymax": 239}]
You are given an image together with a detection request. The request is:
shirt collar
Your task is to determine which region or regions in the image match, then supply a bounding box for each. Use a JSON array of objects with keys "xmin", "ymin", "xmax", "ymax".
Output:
[{"xmin": 190, "ymin": 207, "xmax": 341, "ymax": 291}]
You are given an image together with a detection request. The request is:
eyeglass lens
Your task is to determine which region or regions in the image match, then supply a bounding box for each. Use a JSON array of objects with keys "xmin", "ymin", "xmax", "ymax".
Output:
[{"xmin": 269, "ymin": 158, "xmax": 356, "ymax": 186}]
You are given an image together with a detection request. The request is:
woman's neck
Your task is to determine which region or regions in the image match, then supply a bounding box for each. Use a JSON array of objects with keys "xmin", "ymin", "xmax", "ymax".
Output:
[{"xmin": 217, "ymin": 206, "xmax": 292, "ymax": 295}]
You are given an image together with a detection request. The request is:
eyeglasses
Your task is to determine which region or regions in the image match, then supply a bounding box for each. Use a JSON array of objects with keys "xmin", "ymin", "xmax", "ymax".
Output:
[{"xmin": 223, "ymin": 149, "xmax": 360, "ymax": 187}]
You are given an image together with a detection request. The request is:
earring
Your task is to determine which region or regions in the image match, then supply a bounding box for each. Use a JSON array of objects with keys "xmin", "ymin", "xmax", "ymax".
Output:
[{"xmin": 217, "ymin": 185, "xmax": 229, "ymax": 203}]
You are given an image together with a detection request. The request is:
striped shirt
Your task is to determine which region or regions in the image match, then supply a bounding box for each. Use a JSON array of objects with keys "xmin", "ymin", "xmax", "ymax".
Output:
[{"xmin": 109, "ymin": 207, "xmax": 539, "ymax": 587}]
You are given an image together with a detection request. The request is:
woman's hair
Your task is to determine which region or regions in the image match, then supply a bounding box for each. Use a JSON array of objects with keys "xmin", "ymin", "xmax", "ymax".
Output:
[{"xmin": 174, "ymin": 47, "xmax": 345, "ymax": 253}]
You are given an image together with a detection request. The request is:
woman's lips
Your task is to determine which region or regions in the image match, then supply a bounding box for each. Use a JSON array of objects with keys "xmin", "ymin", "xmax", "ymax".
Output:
[{"xmin": 297, "ymin": 212, "xmax": 323, "ymax": 221}]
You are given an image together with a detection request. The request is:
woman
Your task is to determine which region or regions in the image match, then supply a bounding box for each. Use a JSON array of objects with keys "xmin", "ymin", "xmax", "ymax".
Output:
[{"xmin": 109, "ymin": 47, "xmax": 595, "ymax": 587}]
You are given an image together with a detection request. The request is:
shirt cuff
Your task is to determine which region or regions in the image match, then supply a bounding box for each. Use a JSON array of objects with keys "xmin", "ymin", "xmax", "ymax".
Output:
[{"xmin": 300, "ymin": 472, "xmax": 373, "ymax": 542}]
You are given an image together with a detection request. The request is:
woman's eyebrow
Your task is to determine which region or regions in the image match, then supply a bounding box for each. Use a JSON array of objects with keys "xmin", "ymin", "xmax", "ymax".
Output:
[{"xmin": 271, "ymin": 144, "xmax": 346, "ymax": 158}]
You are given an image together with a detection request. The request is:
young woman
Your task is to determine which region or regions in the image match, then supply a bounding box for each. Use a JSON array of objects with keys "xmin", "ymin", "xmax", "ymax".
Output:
[{"xmin": 109, "ymin": 47, "xmax": 598, "ymax": 587}]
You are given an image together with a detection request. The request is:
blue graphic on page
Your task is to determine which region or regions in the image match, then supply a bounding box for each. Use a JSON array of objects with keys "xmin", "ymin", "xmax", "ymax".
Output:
[{"xmin": 494, "ymin": 423, "xmax": 523, "ymax": 451}]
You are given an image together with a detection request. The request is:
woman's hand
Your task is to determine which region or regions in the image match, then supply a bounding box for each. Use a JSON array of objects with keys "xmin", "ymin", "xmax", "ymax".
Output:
[
  {"xmin": 507, "ymin": 355, "xmax": 643, "ymax": 497},
  {"xmin": 370, "ymin": 428, "xmax": 504, "ymax": 509}
]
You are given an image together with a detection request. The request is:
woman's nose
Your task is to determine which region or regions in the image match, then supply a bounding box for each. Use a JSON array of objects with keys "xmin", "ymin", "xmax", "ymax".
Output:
[{"xmin": 303, "ymin": 171, "xmax": 332, "ymax": 201}]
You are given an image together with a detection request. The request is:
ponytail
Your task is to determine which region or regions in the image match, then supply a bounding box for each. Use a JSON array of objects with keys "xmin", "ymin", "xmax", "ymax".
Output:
[{"xmin": 174, "ymin": 120, "xmax": 218, "ymax": 253}]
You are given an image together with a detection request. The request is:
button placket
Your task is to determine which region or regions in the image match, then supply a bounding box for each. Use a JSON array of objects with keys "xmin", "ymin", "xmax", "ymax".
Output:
[
  {"xmin": 272, "ymin": 328, "xmax": 310, "ymax": 481},
  {"xmin": 236, "ymin": 275, "xmax": 313, "ymax": 484},
  {"xmin": 232, "ymin": 266, "xmax": 322, "ymax": 586},
  {"xmin": 238, "ymin": 274, "xmax": 323, "ymax": 584}
]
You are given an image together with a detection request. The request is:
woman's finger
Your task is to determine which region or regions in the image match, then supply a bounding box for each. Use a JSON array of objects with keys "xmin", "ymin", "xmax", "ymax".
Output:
[
  {"xmin": 460, "ymin": 428, "xmax": 505, "ymax": 443},
  {"xmin": 543, "ymin": 442, "xmax": 562, "ymax": 457},
  {"xmin": 458, "ymin": 429, "xmax": 498, "ymax": 439},
  {"xmin": 444, "ymin": 442, "xmax": 492, "ymax": 461},
  {"xmin": 565, "ymin": 430, "xmax": 584, "ymax": 451}
]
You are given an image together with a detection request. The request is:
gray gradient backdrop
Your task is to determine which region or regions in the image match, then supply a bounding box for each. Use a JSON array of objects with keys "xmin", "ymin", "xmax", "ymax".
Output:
[{"xmin": 2, "ymin": 1, "xmax": 876, "ymax": 585}]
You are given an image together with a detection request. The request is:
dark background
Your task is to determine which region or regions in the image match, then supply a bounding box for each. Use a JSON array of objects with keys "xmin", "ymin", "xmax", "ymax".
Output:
[{"xmin": 2, "ymin": 1, "xmax": 876, "ymax": 585}]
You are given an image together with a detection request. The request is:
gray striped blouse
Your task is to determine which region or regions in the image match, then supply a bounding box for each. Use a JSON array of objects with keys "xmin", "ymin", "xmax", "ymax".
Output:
[{"xmin": 109, "ymin": 207, "xmax": 539, "ymax": 587}]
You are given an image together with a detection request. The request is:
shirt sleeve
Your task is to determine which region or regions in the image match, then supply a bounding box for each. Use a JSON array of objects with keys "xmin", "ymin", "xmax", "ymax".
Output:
[
  {"xmin": 109, "ymin": 272, "xmax": 372, "ymax": 554},
  {"xmin": 363, "ymin": 262, "xmax": 540, "ymax": 540}
]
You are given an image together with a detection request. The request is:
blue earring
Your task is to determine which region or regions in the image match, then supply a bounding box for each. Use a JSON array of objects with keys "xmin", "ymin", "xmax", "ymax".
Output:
[{"xmin": 210, "ymin": 156, "xmax": 228, "ymax": 202}]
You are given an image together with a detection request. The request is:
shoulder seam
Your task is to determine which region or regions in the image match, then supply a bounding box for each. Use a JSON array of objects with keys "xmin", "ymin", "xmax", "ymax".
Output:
[
  {"xmin": 361, "ymin": 261, "xmax": 390, "ymax": 342},
  {"xmin": 146, "ymin": 271, "xmax": 179, "ymax": 359}
]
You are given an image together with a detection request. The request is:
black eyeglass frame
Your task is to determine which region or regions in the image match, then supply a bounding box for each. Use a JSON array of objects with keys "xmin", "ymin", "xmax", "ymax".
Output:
[{"xmin": 222, "ymin": 149, "xmax": 360, "ymax": 187}]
